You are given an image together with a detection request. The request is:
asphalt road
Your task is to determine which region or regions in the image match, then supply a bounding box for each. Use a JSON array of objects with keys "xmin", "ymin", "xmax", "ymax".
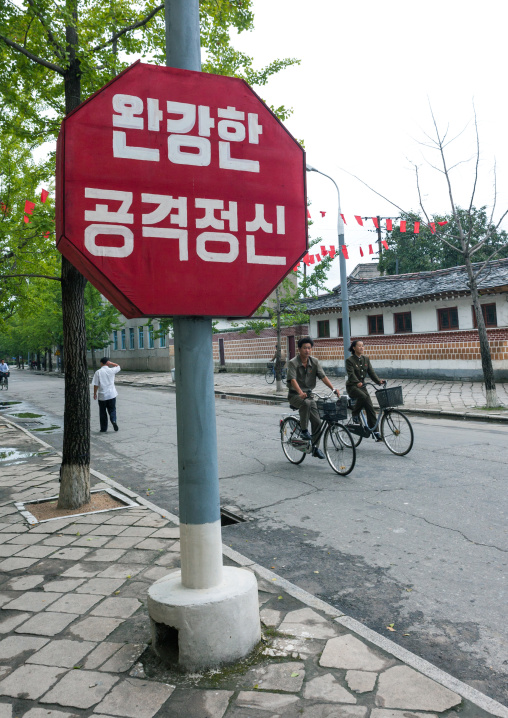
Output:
[{"xmin": 2, "ymin": 369, "xmax": 508, "ymax": 706}]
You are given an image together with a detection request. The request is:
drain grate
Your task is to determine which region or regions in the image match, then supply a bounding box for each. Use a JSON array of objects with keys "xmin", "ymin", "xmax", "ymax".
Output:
[{"xmin": 220, "ymin": 507, "xmax": 247, "ymax": 526}]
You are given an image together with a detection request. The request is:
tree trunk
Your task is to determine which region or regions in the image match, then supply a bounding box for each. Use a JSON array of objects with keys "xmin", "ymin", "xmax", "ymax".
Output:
[
  {"xmin": 58, "ymin": 2, "xmax": 91, "ymax": 509},
  {"xmin": 465, "ymin": 257, "xmax": 500, "ymax": 408},
  {"xmin": 36, "ymin": 351, "xmax": 41, "ymax": 370},
  {"xmin": 275, "ymin": 287, "xmax": 283, "ymax": 392},
  {"xmin": 91, "ymin": 348, "xmax": 97, "ymax": 372},
  {"xmin": 59, "ymin": 344, "xmax": 64, "ymax": 372},
  {"xmin": 48, "ymin": 348, "xmax": 53, "ymax": 373},
  {"xmin": 58, "ymin": 257, "xmax": 91, "ymax": 508}
]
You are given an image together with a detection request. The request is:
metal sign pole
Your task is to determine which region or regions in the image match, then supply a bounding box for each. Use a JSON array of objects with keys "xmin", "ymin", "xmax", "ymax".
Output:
[{"xmin": 147, "ymin": 0, "xmax": 260, "ymax": 671}]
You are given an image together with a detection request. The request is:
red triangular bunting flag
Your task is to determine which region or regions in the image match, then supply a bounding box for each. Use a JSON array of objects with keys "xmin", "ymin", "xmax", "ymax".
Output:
[
  {"xmin": 24, "ymin": 200, "xmax": 36, "ymax": 215},
  {"xmin": 328, "ymin": 246, "xmax": 336, "ymax": 258},
  {"xmin": 44, "ymin": 231, "xmax": 50, "ymax": 238},
  {"xmin": 381, "ymin": 240, "xmax": 389, "ymax": 250},
  {"xmin": 307, "ymin": 209, "xmax": 311, "ymax": 219},
  {"xmin": 430, "ymin": 222, "xmax": 436, "ymax": 234},
  {"xmin": 359, "ymin": 246, "xmax": 364, "ymax": 257},
  {"xmin": 315, "ymin": 254, "xmax": 321, "ymax": 262},
  {"xmin": 372, "ymin": 217, "xmax": 379, "ymax": 228},
  {"xmin": 309, "ymin": 255, "xmax": 315, "ymax": 264},
  {"xmin": 24, "ymin": 216, "xmax": 31, "ymax": 224},
  {"xmin": 320, "ymin": 211, "xmax": 326, "ymax": 217},
  {"xmin": 40, "ymin": 189, "xmax": 49, "ymax": 203},
  {"xmin": 386, "ymin": 219, "xmax": 393, "ymax": 231},
  {"xmin": 438, "ymin": 220, "xmax": 448, "ymax": 226},
  {"xmin": 341, "ymin": 245, "xmax": 349, "ymax": 259},
  {"xmin": 293, "ymin": 264, "xmax": 300, "ymax": 271},
  {"xmin": 369, "ymin": 244, "xmax": 374, "ymax": 254},
  {"xmin": 400, "ymin": 221, "xmax": 407, "ymax": 232},
  {"xmin": 413, "ymin": 222, "xmax": 420, "ymax": 234},
  {"xmin": 303, "ymin": 253, "xmax": 311, "ymax": 266},
  {"xmin": 320, "ymin": 245, "xmax": 328, "ymax": 256},
  {"xmin": 354, "ymin": 215, "xmax": 363, "ymax": 226},
  {"xmin": 340, "ymin": 214, "xmax": 346, "ymax": 224}
]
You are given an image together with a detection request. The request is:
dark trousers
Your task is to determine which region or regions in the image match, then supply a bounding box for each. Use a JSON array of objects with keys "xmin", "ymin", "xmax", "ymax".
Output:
[
  {"xmin": 348, "ymin": 386, "xmax": 377, "ymax": 428},
  {"xmin": 290, "ymin": 394, "xmax": 321, "ymax": 436},
  {"xmin": 98, "ymin": 398, "xmax": 117, "ymax": 432}
]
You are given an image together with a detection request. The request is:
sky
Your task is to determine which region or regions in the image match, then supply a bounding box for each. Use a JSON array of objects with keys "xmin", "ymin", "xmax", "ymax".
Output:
[{"xmin": 231, "ymin": 0, "xmax": 508, "ymax": 288}]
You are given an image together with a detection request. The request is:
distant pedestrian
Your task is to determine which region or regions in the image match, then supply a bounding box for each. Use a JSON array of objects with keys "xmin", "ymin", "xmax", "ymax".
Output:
[{"xmin": 92, "ymin": 358, "xmax": 120, "ymax": 433}]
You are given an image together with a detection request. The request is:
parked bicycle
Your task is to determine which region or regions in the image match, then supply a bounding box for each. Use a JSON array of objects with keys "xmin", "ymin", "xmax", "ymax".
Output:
[
  {"xmin": 280, "ymin": 392, "xmax": 356, "ymax": 475},
  {"xmin": 342, "ymin": 382, "xmax": 414, "ymax": 456},
  {"xmin": 265, "ymin": 362, "xmax": 287, "ymax": 384}
]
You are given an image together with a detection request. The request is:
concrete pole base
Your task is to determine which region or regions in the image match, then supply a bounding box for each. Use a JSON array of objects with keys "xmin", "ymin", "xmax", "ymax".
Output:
[{"xmin": 147, "ymin": 566, "xmax": 261, "ymax": 671}]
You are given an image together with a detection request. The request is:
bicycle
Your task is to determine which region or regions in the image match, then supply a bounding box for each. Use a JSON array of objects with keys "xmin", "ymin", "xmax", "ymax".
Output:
[
  {"xmin": 341, "ymin": 382, "xmax": 414, "ymax": 456},
  {"xmin": 0, "ymin": 374, "xmax": 8, "ymax": 390},
  {"xmin": 280, "ymin": 391, "xmax": 356, "ymax": 475},
  {"xmin": 265, "ymin": 362, "xmax": 287, "ymax": 384}
]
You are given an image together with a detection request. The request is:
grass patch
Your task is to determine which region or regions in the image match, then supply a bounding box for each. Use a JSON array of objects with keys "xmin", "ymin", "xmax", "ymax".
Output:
[{"xmin": 12, "ymin": 412, "xmax": 43, "ymax": 418}]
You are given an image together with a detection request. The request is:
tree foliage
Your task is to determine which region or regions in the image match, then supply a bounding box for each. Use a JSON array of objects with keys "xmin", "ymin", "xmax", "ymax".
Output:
[{"xmin": 378, "ymin": 207, "xmax": 508, "ymax": 275}]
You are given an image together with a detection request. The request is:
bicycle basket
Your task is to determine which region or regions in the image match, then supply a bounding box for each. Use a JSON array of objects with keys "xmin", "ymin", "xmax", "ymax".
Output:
[
  {"xmin": 316, "ymin": 396, "xmax": 348, "ymax": 422},
  {"xmin": 266, "ymin": 362, "xmax": 274, "ymax": 369},
  {"xmin": 375, "ymin": 386, "xmax": 403, "ymax": 408}
]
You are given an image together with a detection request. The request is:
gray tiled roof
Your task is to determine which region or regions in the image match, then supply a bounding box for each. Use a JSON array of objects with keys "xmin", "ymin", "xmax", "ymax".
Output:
[{"xmin": 304, "ymin": 258, "xmax": 508, "ymax": 313}]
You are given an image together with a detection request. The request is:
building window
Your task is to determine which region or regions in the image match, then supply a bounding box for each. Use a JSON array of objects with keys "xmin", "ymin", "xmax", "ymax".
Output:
[
  {"xmin": 113, "ymin": 331, "xmax": 118, "ymax": 351},
  {"xmin": 472, "ymin": 303, "xmax": 497, "ymax": 328},
  {"xmin": 317, "ymin": 320, "xmax": 330, "ymax": 338},
  {"xmin": 368, "ymin": 315, "xmax": 384, "ymax": 335},
  {"xmin": 138, "ymin": 327, "xmax": 144, "ymax": 349},
  {"xmin": 129, "ymin": 327, "xmax": 135, "ymax": 349},
  {"xmin": 438, "ymin": 307, "xmax": 459, "ymax": 331},
  {"xmin": 338, "ymin": 318, "xmax": 343, "ymax": 337},
  {"xmin": 159, "ymin": 331, "xmax": 166, "ymax": 348},
  {"xmin": 121, "ymin": 329, "xmax": 126, "ymax": 350},
  {"xmin": 394, "ymin": 311, "xmax": 412, "ymax": 333},
  {"xmin": 148, "ymin": 325, "xmax": 154, "ymax": 349}
]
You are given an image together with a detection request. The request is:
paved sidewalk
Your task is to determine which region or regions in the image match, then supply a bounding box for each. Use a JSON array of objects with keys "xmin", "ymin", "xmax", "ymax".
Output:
[
  {"xmin": 0, "ymin": 420, "xmax": 507, "ymax": 717},
  {"xmin": 112, "ymin": 371, "xmax": 508, "ymax": 421}
]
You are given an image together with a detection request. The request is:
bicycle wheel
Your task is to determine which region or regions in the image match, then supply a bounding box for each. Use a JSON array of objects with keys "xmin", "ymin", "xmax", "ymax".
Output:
[
  {"xmin": 381, "ymin": 410, "xmax": 414, "ymax": 456},
  {"xmin": 265, "ymin": 368, "xmax": 275, "ymax": 384},
  {"xmin": 280, "ymin": 417, "xmax": 306, "ymax": 465},
  {"xmin": 324, "ymin": 423, "xmax": 356, "ymax": 476},
  {"xmin": 341, "ymin": 421, "xmax": 363, "ymax": 448}
]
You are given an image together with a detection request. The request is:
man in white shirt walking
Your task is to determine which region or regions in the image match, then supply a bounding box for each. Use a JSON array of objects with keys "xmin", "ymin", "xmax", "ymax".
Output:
[{"xmin": 92, "ymin": 358, "xmax": 121, "ymax": 433}]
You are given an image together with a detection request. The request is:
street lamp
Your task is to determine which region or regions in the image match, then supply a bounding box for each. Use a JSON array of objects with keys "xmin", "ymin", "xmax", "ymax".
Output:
[{"xmin": 306, "ymin": 164, "xmax": 351, "ymax": 373}]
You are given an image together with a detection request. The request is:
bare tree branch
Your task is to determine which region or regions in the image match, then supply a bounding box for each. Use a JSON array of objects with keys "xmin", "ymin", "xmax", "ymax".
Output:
[
  {"xmin": 0, "ymin": 273, "xmax": 61, "ymax": 281},
  {"xmin": 92, "ymin": 3, "xmax": 164, "ymax": 52},
  {"xmin": 468, "ymin": 105, "xmax": 480, "ymax": 217},
  {"xmin": 26, "ymin": 0, "xmax": 66, "ymax": 61},
  {"xmin": 473, "ymin": 246, "xmax": 507, "ymax": 281},
  {"xmin": 0, "ymin": 32, "xmax": 64, "ymax": 74}
]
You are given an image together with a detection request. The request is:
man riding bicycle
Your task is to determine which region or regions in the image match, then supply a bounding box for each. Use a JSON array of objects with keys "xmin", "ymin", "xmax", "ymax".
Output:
[
  {"xmin": 287, "ymin": 336, "xmax": 339, "ymax": 460},
  {"xmin": 0, "ymin": 359, "xmax": 9, "ymax": 386}
]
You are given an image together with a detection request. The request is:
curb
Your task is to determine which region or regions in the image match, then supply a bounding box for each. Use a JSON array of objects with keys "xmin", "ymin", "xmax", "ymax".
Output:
[{"xmin": 3, "ymin": 415, "xmax": 508, "ymax": 717}]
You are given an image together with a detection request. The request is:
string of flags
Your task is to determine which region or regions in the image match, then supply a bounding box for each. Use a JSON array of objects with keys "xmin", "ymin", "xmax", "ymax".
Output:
[
  {"xmin": 294, "ymin": 217, "xmax": 450, "ymax": 271},
  {"xmin": 24, "ymin": 188, "xmax": 49, "ymax": 224},
  {"xmin": 308, "ymin": 210, "xmax": 448, "ymax": 235}
]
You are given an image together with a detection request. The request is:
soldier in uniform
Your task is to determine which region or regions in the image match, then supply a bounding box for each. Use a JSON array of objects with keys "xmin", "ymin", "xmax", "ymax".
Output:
[
  {"xmin": 345, "ymin": 340, "xmax": 385, "ymax": 440},
  {"xmin": 287, "ymin": 336, "xmax": 340, "ymax": 459}
]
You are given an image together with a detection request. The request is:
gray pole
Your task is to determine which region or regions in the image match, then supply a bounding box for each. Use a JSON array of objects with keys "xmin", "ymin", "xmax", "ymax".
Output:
[
  {"xmin": 306, "ymin": 165, "xmax": 350, "ymax": 372},
  {"xmin": 165, "ymin": 0, "xmax": 223, "ymax": 589}
]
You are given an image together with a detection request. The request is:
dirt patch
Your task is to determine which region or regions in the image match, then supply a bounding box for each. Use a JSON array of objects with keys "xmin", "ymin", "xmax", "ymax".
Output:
[{"xmin": 26, "ymin": 490, "xmax": 129, "ymax": 521}]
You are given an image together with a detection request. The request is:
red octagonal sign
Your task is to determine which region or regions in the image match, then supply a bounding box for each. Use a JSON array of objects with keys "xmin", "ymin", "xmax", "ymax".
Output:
[{"xmin": 56, "ymin": 62, "xmax": 307, "ymax": 318}]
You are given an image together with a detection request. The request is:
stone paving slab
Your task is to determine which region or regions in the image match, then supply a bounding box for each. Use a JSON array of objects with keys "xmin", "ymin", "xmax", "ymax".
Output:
[{"xmin": 0, "ymin": 422, "xmax": 506, "ymax": 718}]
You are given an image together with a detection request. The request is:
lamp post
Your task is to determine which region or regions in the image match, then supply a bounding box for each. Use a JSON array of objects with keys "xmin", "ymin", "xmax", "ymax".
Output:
[{"xmin": 306, "ymin": 164, "xmax": 351, "ymax": 372}]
